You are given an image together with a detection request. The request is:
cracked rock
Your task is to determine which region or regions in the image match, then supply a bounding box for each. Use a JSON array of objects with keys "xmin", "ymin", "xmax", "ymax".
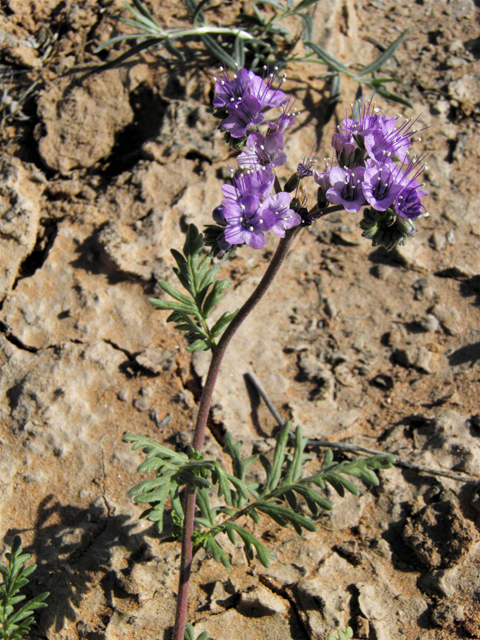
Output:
[
  {"xmin": 403, "ymin": 492, "xmax": 478, "ymax": 569},
  {"xmin": 0, "ymin": 155, "xmax": 43, "ymax": 300}
]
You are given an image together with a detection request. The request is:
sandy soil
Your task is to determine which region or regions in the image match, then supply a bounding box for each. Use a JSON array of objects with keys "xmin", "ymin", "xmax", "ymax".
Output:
[{"xmin": 1, "ymin": 0, "xmax": 480, "ymax": 639}]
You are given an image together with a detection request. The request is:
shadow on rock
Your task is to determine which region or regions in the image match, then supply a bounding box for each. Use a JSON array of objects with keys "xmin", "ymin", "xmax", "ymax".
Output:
[
  {"xmin": 447, "ymin": 341, "xmax": 480, "ymax": 367},
  {"xmin": 4, "ymin": 494, "xmax": 151, "ymax": 635}
]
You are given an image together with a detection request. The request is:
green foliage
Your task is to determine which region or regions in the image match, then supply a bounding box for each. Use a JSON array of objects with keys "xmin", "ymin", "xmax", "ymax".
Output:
[
  {"xmin": 0, "ymin": 536, "xmax": 49, "ymax": 640},
  {"xmin": 184, "ymin": 622, "xmax": 210, "ymax": 640},
  {"xmin": 149, "ymin": 225, "xmax": 236, "ymax": 352},
  {"xmin": 125, "ymin": 421, "xmax": 395, "ymax": 571},
  {"xmin": 303, "ymin": 28, "xmax": 413, "ymax": 110},
  {"xmin": 327, "ymin": 627, "xmax": 354, "ymax": 640},
  {"xmin": 94, "ymin": 0, "xmax": 410, "ymax": 109},
  {"xmin": 95, "ymin": 0, "xmax": 316, "ymax": 72},
  {"xmin": 359, "ymin": 207, "xmax": 417, "ymax": 251}
]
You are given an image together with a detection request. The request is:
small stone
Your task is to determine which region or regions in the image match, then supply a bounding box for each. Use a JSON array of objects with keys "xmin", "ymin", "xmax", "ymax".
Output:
[
  {"xmin": 430, "ymin": 303, "xmax": 462, "ymax": 336},
  {"xmin": 432, "ymin": 231, "xmax": 446, "ymax": 251},
  {"xmin": 358, "ymin": 583, "xmax": 388, "ymax": 620},
  {"xmin": 133, "ymin": 397, "xmax": 150, "ymax": 412},
  {"xmin": 238, "ymin": 585, "xmax": 288, "ymax": 616},
  {"xmin": 417, "ymin": 314, "xmax": 440, "ymax": 332},
  {"xmin": 140, "ymin": 386, "xmax": 153, "ymax": 397}
]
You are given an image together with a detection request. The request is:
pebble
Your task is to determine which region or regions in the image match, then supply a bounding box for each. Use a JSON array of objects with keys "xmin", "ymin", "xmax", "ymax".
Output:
[
  {"xmin": 417, "ymin": 314, "xmax": 440, "ymax": 332},
  {"xmin": 446, "ymin": 230, "xmax": 456, "ymax": 245}
]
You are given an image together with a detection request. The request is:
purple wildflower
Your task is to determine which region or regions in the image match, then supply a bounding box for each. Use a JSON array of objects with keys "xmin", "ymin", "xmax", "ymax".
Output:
[
  {"xmin": 221, "ymin": 169, "xmax": 275, "ymax": 203},
  {"xmin": 220, "ymin": 95, "xmax": 264, "ymax": 138},
  {"xmin": 267, "ymin": 99, "xmax": 297, "ymax": 134},
  {"xmin": 213, "ymin": 68, "xmax": 252, "ymax": 109},
  {"xmin": 263, "ymin": 192, "xmax": 302, "ymax": 237},
  {"xmin": 247, "ymin": 67, "xmax": 288, "ymax": 109},
  {"xmin": 297, "ymin": 145, "xmax": 318, "ymax": 179},
  {"xmin": 331, "ymin": 130, "xmax": 356, "ymax": 166},
  {"xmin": 237, "ymin": 132, "xmax": 287, "ymax": 171},
  {"xmin": 326, "ymin": 166, "xmax": 366, "ymax": 212},
  {"xmin": 395, "ymin": 187, "xmax": 425, "ymax": 219},
  {"xmin": 223, "ymin": 194, "xmax": 275, "ymax": 249},
  {"xmin": 362, "ymin": 160, "xmax": 403, "ymax": 211},
  {"xmin": 394, "ymin": 156, "xmax": 429, "ymax": 219}
]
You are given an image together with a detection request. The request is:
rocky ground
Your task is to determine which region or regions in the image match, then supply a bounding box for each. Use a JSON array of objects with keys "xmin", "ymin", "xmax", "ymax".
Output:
[{"xmin": 1, "ymin": 0, "xmax": 480, "ymax": 639}]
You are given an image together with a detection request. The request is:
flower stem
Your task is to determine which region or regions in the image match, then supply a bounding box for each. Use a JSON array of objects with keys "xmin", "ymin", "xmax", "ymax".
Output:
[{"xmin": 172, "ymin": 225, "xmax": 302, "ymax": 640}]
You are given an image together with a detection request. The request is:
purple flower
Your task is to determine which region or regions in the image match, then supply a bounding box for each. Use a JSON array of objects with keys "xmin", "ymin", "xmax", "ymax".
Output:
[
  {"xmin": 362, "ymin": 161, "xmax": 402, "ymax": 211},
  {"xmin": 263, "ymin": 192, "xmax": 302, "ymax": 237},
  {"xmin": 266, "ymin": 99, "xmax": 297, "ymax": 134},
  {"xmin": 212, "ymin": 204, "xmax": 227, "ymax": 225},
  {"xmin": 237, "ymin": 132, "xmax": 287, "ymax": 170},
  {"xmin": 332, "ymin": 130, "xmax": 355, "ymax": 166},
  {"xmin": 213, "ymin": 68, "xmax": 252, "ymax": 109},
  {"xmin": 223, "ymin": 194, "xmax": 275, "ymax": 249},
  {"xmin": 221, "ymin": 169, "xmax": 275, "ymax": 203},
  {"xmin": 247, "ymin": 68, "xmax": 288, "ymax": 110},
  {"xmin": 314, "ymin": 167, "xmax": 331, "ymax": 191},
  {"xmin": 395, "ymin": 187, "xmax": 425, "ymax": 219},
  {"xmin": 394, "ymin": 155, "xmax": 429, "ymax": 219},
  {"xmin": 220, "ymin": 95, "xmax": 264, "ymax": 138},
  {"xmin": 326, "ymin": 166, "xmax": 366, "ymax": 212},
  {"xmin": 297, "ymin": 146, "xmax": 318, "ymax": 179}
]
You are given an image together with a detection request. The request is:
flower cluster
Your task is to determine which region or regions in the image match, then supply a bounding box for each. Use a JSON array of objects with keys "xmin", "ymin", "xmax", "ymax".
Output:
[
  {"xmin": 207, "ymin": 67, "xmax": 429, "ymax": 255},
  {"xmin": 207, "ymin": 67, "xmax": 301, "ymax": 253},
  {"xmin": 316, "ymin": 100, "xmax": 428, "ymax": 222}
]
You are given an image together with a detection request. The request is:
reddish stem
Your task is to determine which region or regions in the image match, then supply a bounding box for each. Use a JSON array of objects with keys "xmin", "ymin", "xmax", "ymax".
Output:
[{"xmin": 172, "ymin": 203, "xmax": 341, "ymax": 640}]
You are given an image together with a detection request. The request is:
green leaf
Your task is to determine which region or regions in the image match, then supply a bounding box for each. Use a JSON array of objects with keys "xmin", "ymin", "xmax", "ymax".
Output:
[
  {"xmin": 211, "ymin": 462, "xmax": 232, "ymax": 506},
  {"xmin": 92, "ymin": 37, "xmax": 165, "ymax": 72},
  {"xmin": 283, "ymin": 425, "xmax": 309, "ymax": 485},
  {"xmin": 156, "ymin": 278, "xmax": 197, "ymax": 306},
  {"xmin": 201, "ymin": 33, "xmax": 237, "ymax": 69},
  {"xmin": 368, "ymin": 85, "xmax": 413, "ymax": 108},
  {"xmin": 123, "ymin": 434, "xmax": 188, "ymax": 462},
  {"xmin": 204, "ymin": 537, "xmax": 231, "ymax": 571},
  {"xmin": 263, "ymin": 420, "xmax": 291, "ymax": 494},
  {"xmin": 210, "ymin": 310, "xmax": 238, "ymax": 338},
  {"xmin": 328, "ymin": 628, "xmax": 354, "ymax": 640},
  {"xmin": 323, "ymin": 472, "xmax": 359, "ymax": 497},
  {"xmin": 358, "ymin": 28, "xmax": 410, "ymax": 76},
  {"xmin": 255, "ymin": 501, "xmax": 317, "ymax": 534},
  {"xmin": 304, "ymin": 41, "xmax": 351, "ymax": 74},
  {"xmin": 183, "ymin": 224, "xmax": 204, "ymax": 258},
  {"xmin": 196, "ymin": 487, "xmax": 218, "ymax": 527},
  {"xmin": 292, "ymin": 0, "xmax": 318, "ymax": 11},
  {"xmin": 224, "ymin": 523, "xmax": 272, "ymax": 567},
  {"xmin": 223, "ymin": 433, "xmax": 259, "ymax": 481},
  {"xmin": 233, "ymin": 34, "xmax": 245, "ymax": 68},
  {"xmin": 290, "ymin": 484, "xmax": 332, "ymax": 512},
  {"xmin": 192, "ymin": 0, "xmax": 213, "ymax": 25},
  {"xmin": 202, "ymin": 278, "xmax": 232, "ymax": 317},
  {"xmin": 149, "ymin": 297, "xmax": 198, "ymax": 314},
  {"xmin": 0, "ymin": 536, "xmax": 49, "ymax": 640},
  {"xmin": 184, "ymin": 623, "xmax": 195, "ymax": 640},
  {"xmin": 186, "ymin": 339, "xmax": 210, "ymax": 352}
]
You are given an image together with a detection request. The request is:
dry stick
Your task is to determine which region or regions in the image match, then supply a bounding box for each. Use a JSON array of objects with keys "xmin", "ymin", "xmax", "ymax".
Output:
[
  {"xmin": 246, "ymin": 370, "xmax": 480, "ymax": 486},
  {"xmin": 173, "ymin": 224, "xmax": 304, "ymax": 640}
]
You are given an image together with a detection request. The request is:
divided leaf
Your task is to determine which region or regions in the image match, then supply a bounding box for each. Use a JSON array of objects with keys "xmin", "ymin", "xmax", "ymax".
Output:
[{"xmin": 149, "ymin": 225, "xmax": 235, "ymax": 351}]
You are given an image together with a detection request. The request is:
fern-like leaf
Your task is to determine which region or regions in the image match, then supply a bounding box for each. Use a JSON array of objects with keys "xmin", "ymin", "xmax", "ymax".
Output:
[
  {"xmin": 0, "ymin": 536, "xmax": 49, "ymax": 640},
  {"xmin": 150, "ymin": 225, "xmax": 235, "ymax": 351}
]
